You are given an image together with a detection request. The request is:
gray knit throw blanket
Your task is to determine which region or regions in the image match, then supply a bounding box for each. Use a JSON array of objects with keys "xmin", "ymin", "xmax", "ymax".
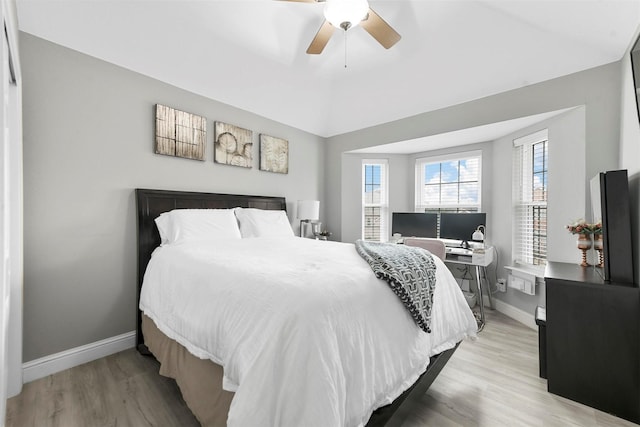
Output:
[{"xmin": 355, "ymin": 240, "xmax": 437, "ymax": 333}]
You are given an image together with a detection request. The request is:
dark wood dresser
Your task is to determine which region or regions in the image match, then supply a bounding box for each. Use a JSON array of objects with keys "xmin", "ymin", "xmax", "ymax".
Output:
[{"xmin": 545, "ymin": 261, "xmax": 640, "ymax": 423}]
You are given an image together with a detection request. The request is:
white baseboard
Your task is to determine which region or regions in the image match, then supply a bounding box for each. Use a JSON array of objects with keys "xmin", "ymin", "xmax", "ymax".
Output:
[
  {"xmin": 491, "ymin": 298, "xmax": 537, "ymax": 330},
  {"xmin": 23, "ymin": 331, "xmax": 135, "ymax": 384}
]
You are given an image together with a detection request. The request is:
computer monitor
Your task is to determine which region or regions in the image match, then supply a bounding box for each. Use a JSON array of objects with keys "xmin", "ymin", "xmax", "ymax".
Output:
[
  {"xmin": 439, "ymin": 213, "xmax": 487, "ymax": 246},
  {"xmin": 391, "ymin": 213, "xmax": 437, "ymax": 238}
]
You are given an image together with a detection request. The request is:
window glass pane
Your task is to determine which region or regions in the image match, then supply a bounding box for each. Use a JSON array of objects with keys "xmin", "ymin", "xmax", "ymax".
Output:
[
  {"xmin": 532, "ymin": 172, "xmax": 545, "ymax": 202},
  {"xmin": 364, "ymin": 165, "xmax": 382, "ymax": 204},
  {"xmin": 370, "ymin": 185, "xmax": 381, "ymax": 204},
  {"xmin": 364, "ymin": 187, "xmax": 371, "ymax": 204},
  {"xmin": 424, "ymin": 163, "xmax": 441, "ymax": 184},
  {"xmin": 532, "ymin": 142, "xmax": 546, "ymax": 173},
  {"xmin": 423, "ymin": 184, "xmax": 441, "ymax": 205},
  {"xmin": 440, "ymin": 161, "xmax": 459, "ymax": 183},
  {"xmin": 531, "ymin": 140, "xmax": 548, "ymax": 203},
  {"xmin": 532, "ymin": 206, "xmax": 547, "ymax": 265},
  {"xmin": 440, "ymin": 183, "xmax": 459, "ymax": 204},
  {"xmin": 416, "ymin": 153, "xmax": 481, "ymax": 213},
  {"xmin": 364, "ymin": 206, "xmax": 381, "ymax": 241},
  {"xmin": 372, "ymin": 166, "xmax": 380, "ymax": 184},
  {"xmin": 460, "ymin": 158, "xmax": 479, "ymax": 182},
  {"xmin": 459, "ymin": 182, "xmax": 479, "ymax": 205}
]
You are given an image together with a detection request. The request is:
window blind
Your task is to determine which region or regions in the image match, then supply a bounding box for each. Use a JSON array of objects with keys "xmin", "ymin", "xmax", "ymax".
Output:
[
  {"xmin": 513, "ymin": 131, "xmax": 548, "ymax": 266},
  {"xmin": 362, "ymin": 160, "xmax": 388, "ymax": 242}
]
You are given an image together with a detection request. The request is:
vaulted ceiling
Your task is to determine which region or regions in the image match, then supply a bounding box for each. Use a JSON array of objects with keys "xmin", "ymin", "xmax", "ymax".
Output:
[{"xmin": 16, "ymin": 0, "xmax": 640, "ymax": 138}]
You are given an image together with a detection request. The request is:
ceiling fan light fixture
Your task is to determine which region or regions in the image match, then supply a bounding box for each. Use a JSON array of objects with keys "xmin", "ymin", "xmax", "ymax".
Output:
[{"xmin": 324, "ymin": 0, "xmax": 369, "ymax": 30}]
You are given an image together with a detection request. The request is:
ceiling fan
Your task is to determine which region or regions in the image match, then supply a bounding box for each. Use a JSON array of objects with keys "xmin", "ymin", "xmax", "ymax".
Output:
[{"xmin": 279, "ymin": 0, "xmax": 401, "ymax": 54}]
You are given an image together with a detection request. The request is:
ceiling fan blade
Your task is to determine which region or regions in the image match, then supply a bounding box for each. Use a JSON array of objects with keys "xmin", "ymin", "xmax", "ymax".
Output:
[
  {"xmin": 360, "ymin": 8, "xmax": 401, "ymax": 49},
  {"xmin": 306, "ymin": 20, "xmax": 335, "ymax": 54}
]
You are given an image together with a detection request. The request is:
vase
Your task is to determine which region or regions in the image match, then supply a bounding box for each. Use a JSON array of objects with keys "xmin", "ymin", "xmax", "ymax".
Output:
[
  {"xmin": 576, "ymin": 234, "xmax": 592, "ymax": 267},
  {"xmin": 593, "ymin": 233, "xmax": 604, "ymax": 268}
]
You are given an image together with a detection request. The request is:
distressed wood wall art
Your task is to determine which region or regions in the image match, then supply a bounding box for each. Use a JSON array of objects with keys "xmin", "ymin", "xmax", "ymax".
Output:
[
  {"xmin": 214, "ymin": 122, "xmax": 253, "ymax": 168},
  {"xmin": 155, "ymin": 104, "xmax": 206, "ymax": 161},
  {"xmin": 259, "ymin": 134, "xmax": 289, "ymax": 174}
]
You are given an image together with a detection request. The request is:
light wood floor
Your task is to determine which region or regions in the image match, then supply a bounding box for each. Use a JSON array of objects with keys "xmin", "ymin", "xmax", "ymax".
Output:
[{"xmin": 6, "ymin": 310, "xmax": 636, "ymax": 426}]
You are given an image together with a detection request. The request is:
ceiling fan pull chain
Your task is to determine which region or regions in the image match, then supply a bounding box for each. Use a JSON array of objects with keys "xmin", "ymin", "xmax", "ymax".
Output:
[{"xmin": 344, "ymin": 29, "xmax": 348, "ymax": 68}]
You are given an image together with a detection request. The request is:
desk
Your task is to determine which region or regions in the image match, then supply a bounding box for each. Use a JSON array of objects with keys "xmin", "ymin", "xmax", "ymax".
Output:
[{"xmin": 444, "ymin": 247, "xmax": 494, "ymax": 331}]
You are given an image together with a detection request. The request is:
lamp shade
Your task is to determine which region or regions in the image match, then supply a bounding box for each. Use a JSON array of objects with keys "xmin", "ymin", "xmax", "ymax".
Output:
[
  {"xmin": 297, "ymin": 200, "xmax": 320, "ymax": 220},
  {"xmin": 324, "ymin": 0, "xmax": 369, "ymax": 29},
  {"xmin": 472, "ymin": 225, "xmax": 485, "ymax": 241}
]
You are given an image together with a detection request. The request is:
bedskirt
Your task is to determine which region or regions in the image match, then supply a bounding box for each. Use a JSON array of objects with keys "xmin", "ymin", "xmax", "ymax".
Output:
[{"xmin": 142, "ymin": 314, "xmax": 233, "ymax": 426}]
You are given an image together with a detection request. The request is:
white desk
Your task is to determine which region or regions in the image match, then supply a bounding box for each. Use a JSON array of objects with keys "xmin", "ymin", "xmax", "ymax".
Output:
[{"xmin": 444, "ymin": 247, "xmax": 494, "ymax": 331}]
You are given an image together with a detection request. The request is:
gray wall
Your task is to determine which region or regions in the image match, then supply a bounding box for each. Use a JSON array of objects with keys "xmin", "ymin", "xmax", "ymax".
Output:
[
  {"xmin": 325, "ymin": 62, "xmax": 622, "ymax": 243},
  {"xmin": 20, "ymin": 33, "xmax": 325, "ymax": 361}
]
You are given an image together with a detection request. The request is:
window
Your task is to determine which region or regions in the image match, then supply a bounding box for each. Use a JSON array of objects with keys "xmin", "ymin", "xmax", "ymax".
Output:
[
  {"xmin": 415, "ymin": 151, "xmax": 482, "ymax": 226},
  {"xmin": 513, "ymin": 129, "xmax": 548, "ymax": 267},
  {"xmin": 362, "ymin": 160, "xmax": 388, "ymax": 242}
]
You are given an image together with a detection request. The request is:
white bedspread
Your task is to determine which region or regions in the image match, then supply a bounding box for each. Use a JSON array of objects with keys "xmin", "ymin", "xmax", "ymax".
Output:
[{"xmin": 140, "ymin": 237, "xmax": 477, "ymax": 427}]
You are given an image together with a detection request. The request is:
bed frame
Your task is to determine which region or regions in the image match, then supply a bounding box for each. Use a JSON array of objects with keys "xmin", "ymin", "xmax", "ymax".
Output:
[{"xmin": 135, "ymin": 188, "xmax": 458, "ymax": 427}]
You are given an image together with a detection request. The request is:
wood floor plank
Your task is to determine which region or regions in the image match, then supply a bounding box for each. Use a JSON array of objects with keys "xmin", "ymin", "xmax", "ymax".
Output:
[
  {"xmin": 6, "ymin": 350, "xmax": 199, "ymax": 427},
  {"xmin": 399, "ymin": 311, "xmax": 636, "ymax": 427},
  {"xmin": 6, "ymin": 310, "xmax": 637, "ymax": 426}
]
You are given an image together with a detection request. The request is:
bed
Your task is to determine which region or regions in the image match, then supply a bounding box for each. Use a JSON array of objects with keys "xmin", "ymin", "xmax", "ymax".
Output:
[{"xmin": 136, "ymin": 188, "xmax": 477, "ymax": 427}]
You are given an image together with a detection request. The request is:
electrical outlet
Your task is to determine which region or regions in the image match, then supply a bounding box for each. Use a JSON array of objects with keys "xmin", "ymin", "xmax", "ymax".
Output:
[{"xmin": 497, "ymin": 278, "xmax": 507, "ymax": 292}]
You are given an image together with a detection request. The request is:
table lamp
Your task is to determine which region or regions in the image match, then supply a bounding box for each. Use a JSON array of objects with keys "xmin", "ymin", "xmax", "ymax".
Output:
[
  {"xmin": 472, "ymin": 225, "xmax": 485, "ymax": 248},
  {"xmin": 297, "ymin": 200, "xmax": 320, "ymax": 237}
]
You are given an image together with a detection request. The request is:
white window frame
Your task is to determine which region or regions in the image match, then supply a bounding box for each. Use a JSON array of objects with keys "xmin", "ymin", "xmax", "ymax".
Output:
[
  {"xmin": 512, "ymin": 129, "xmax": 548, "ymax": 271},
  {"xmin": 362, "ymin": 159, "xmax": 389, "ymax": 242},
  {"xmin": 415, "ymin": 150, "xmax": 482, "ymax": 212}
]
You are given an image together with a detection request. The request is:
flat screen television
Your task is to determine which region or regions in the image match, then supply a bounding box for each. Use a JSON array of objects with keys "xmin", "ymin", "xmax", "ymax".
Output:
[
  {"xmin": 590, "ymin": 169, "xmax": 635, "ymax": 284},
  {"xmin": 630, "ymin": 33, "xmax": 640, "ymax": 123},
  {"xmin": 391, "ymin": 212, "xmax": 437, "ymax": 238},
  {"xmin": 439, "ymin": 213, "xmax": 487, "ymax": 246}
]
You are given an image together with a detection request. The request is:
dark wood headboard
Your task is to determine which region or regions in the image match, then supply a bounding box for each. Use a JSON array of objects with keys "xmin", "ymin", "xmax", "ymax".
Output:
[{"xmin": 135, "ymin": 188, "xmax": 287, "ymax": 352}]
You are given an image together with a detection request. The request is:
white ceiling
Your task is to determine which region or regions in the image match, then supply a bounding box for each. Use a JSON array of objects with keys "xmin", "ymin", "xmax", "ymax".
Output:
[
  {"xmin": 16, "ymin": 0, "xmax": 640, "ymax": 139},
  {"xmin": 348, "ymin": 108, "xmax": 573, "ymax": 154}
]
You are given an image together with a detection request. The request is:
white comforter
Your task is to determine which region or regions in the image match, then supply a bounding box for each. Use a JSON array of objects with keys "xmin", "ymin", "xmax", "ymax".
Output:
[{"xmin": 140, "ymin": 237, "xmax": 477, "ymax": 427}]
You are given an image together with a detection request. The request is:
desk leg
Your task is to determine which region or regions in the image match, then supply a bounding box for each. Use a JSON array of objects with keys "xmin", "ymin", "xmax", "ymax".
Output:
[
  {"xmin": 475, "ymin": 265, "xmax": 486, "ymax": 332},
  {"xmin": 482, "ymin": 266, "xmax": 495, "ymax": 310}
]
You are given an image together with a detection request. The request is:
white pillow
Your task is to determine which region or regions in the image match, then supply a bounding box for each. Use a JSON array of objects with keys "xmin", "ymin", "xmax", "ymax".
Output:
[
  {"xmin": 155, "ymin": 209, "xmax": 242, "ymax": 244},
  {"xmin": 234, "ymin": 208, "xmax": 294, "ymax": 238}
]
